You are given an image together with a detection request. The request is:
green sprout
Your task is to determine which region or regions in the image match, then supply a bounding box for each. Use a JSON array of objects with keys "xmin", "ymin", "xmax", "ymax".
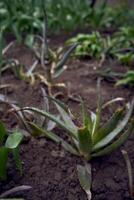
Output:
[{"xmin": 0, "ymin": 121, "xmax": 23, "ymax": 180}]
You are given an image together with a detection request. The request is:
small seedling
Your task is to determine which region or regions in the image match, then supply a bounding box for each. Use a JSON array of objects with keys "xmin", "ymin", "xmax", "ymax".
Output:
[{"xmin": 0, "ymin": 121, "xmax": 23, "ymax": 180}]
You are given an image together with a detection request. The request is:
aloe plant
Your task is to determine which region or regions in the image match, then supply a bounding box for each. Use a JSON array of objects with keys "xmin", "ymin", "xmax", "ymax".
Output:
[
  {"xmin": 19, "ymin": 84, "xmax": 134, "ymax": 199},
  {"xmin": 0, "ymin": 121, "xmax": 23, "ymax": 180}
]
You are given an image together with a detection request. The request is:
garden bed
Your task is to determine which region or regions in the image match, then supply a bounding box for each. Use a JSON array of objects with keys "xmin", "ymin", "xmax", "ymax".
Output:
[{"xmin": 0, "ymin": 35, "xmax": 134, "ymax": 200}]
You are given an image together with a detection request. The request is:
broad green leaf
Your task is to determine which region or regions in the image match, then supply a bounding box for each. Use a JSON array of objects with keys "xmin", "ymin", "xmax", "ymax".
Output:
[
  {"xmin": 93, "ymin": 109, "xmax": 124, "ymax": 144},
  {"xmin": 0, "ymin": 121, "xmax": 7, "ymax": 145},
  {"xmin": 5, "ymin": 131, "xmax": 23, "ymax": 149},
  {"xmin": 78, "ymin": 127, "xmax": 92, "ymax": 160},
  {"xmin": 77, "ymin": 163, "xmax": 92, "ymax": 200},
  {"xmin": 0, "ymin": 147, "xmax": 8, "ymax": 180},
  {"xmin": 12, "ymin": 147, "xmax": 22, "ymax": 175},
  {"xmin": 21, "ymin": 107, "xmax": 77, "ymax": 139},
  {"xmin": 93, "ymin": 100, "xmax": 134, "ymax": 151},
  {"xmin": 92, "ymin": 120, "xmax": 134, "ymax": 158}
]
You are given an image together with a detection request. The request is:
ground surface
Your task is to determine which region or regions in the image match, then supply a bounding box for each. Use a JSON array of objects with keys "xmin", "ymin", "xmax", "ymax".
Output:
[{"xmin": 0, "ymin": 35, "xmax": 134, "ymax": 200}]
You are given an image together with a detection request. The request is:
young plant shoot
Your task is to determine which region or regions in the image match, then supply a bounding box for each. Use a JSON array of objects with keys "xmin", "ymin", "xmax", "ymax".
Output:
[{"xmin": 0, "ymin": 121, "xmax": 23, "ymax": 180}]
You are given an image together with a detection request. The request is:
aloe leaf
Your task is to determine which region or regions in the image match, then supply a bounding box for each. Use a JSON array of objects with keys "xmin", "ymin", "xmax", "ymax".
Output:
[
  {"xmin": 21, "ymin": 107, "xmax": 77, "ymax": 139},
  {"xmin": 92, "ymin": 79, "xmax": 102, "ymax": 136},
  {"xmin": 45, "ymin": 95, "xmax": 68, "ymax": 112},
  {"xmin": 0, "ymin": 121, "xmax": 7, "ymax": 145},
  {"xmin": 78, "ymin": 127, "xmax": 92, "ymax": 160},
  {"xmin": 93, "ymin": 109, "xmax": 124, "ymax": 144},
  {"xmin": 93, "ymin": 100, "xmax": 134, "ymax": 151},
  {"xmin": 0, "ymin": 147, "xmax": 8, "ymax": 180},
  {"xmin": 91, "ymin": 120, "xmax": 134, "ymax": 158},
  {"xmin": 54, "ymin": 103, "xmax": 78, "ymax": 136},
  {"xmin": 81, "ymin": 101, "xmax": 92, "ymax": 131},
  {"xmin": 5, "ymin": 131, "xmax": 23, "ymax": 149},
  {"xmin": 27, "ymin": 122, "xmax": 79, "ymax": 156},
  {"xmin": 102, "ymin": 97, "xmax": 124, "ymax": 109},
  {"xmin": 53, "ymin": 44, "xmax": 77, "ymax": 78},
  {"xmin": 12, "ymin": 146, "xmax": 22, "ymax": 175},
  {"xmin": 77, "ymin": 163, "xmax": 92, "ymax": 200}
]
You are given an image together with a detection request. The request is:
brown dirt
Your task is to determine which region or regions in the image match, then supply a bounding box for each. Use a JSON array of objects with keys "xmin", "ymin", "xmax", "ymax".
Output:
[{"xmin": 0, "ymin": 35, "xmax": 134, "ymax": 200}]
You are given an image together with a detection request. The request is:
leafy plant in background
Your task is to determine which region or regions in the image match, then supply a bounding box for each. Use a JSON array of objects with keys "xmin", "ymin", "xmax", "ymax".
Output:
[
  {"xmin": 19, "ymin": 82, "xmax": 134, "ymax": 199},
  {"xmin": 67, "ymin": 32, "xmax": 103, "ymax": 59},
  {"xmin": 116, "ymin": 71, "xmax": 134, "ymax": 87},
  {"xmin": 0, "ymin": 121, "xmax": 23, "ymax": 180},
  {"xmin": 116, "ymin": 52, "xmax": 134, "ymax": 66},
  {"xmin": 67, "ymin": 29, "xmax": 134, "ymax": 66}
]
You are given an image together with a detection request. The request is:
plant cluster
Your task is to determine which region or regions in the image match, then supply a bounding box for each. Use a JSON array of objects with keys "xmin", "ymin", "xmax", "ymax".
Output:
[
  {"xmin": 67, "ymin": 27, "xmax": 134, "ymax": 65},
  {"xmin": 1, "ymin": 2, "xmax": 134, "ymax": 199},
  {"xmin": 0, "ymin": 0, "xmax": 134, "ymax": 38}
]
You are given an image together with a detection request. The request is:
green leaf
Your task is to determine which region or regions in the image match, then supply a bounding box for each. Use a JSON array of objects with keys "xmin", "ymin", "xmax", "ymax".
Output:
[
  {"xmin": 12, "ymin": 147, "xmax": 22, "ymax": 175},
  {"xmin": 77, "ymin": 163, "xmax": 92, "ymax": 200},
  {"xmin": 92, "ymin": 79, "xmax": 102, "ymax": 136},
  {"xmin": 54, "ymin": 102, "xmax": 78, "ymax": 136},
  {"xmin": 53, "ymin": 44, "xmax": 77, "ymax": 78},
  {"xmin": 93, "ymin": 109, "xmax": 124, "ymax": 144},
  {"xmin": 5, "ymin": 131, "xmax": 23, "ymax": 149},
  {"xmin": 81, "ymin": 101, "xmax": 92, "ymax": 131},
  {"xmin": 21, "ymin": 107, "xmax": 77, "ymax": 139},
  {"xmin": 93, "ymin": 100, "xmax": 134, "ymax": 151},
  {"xmin": 0, "ymin": 147, "xmax": 8, "ymax": 180},
  {"xmin": 92, "ymin": 120, "xmax": 134, "ymax": 158},
  {"xmin": 78, "ymin": 127, "xmax": 92, "ymax": 160},
  {"xmin": 0, "ymin": 121, "xmax": 7, "ymax": 145},
  {"xmin": 28, "ymin": 122, "xmax": 79, "ymax": 156}
]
